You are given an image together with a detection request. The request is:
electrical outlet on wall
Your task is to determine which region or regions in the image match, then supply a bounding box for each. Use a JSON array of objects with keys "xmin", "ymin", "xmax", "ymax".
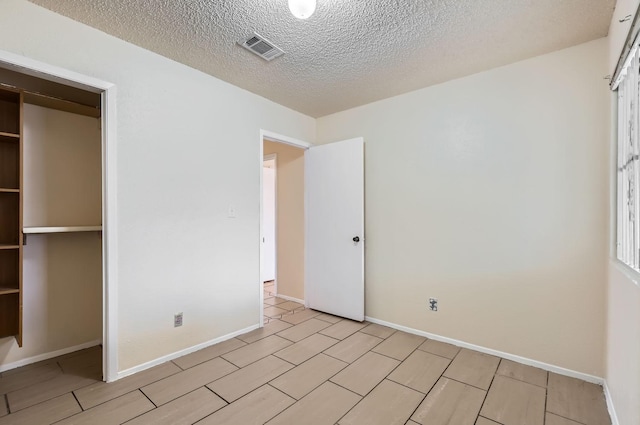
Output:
[
  {"xmin": 174, "ymin": 312, "xmax": 183, "ymax": 327},
  {"xmin": 429, "ymin": 298, "xmax": 438, "ymax": 312}
]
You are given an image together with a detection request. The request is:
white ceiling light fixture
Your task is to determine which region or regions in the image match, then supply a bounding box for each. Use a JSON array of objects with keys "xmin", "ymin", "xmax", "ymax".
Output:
[{"xmin": 288, "ymin": 0, "xmax": 316, "ymax": 19}]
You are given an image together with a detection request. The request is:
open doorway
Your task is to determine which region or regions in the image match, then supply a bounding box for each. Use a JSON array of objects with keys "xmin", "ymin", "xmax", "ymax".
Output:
[
  {"xmin": 259, "ymin": 132, "xmax": 366, "ymax": 324},
  {"xmin": 262, "ymin": 156, "xmax": 276, "ymax": 292},
  {"xmin": 259, "ymin": 131, "xmax": 310, "ymax": 325}
]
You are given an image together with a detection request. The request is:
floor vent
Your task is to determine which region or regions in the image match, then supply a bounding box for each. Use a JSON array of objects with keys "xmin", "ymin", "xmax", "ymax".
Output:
[{"xmin": 239, "ymin": 33, "xmax": 284, "ymax": 61}]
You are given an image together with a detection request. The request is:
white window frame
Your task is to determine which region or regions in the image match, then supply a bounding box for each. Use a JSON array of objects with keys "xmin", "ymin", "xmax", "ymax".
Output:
[{"xmin": 615, "ymin": 41, "xmax": 640, "ymax": 271}]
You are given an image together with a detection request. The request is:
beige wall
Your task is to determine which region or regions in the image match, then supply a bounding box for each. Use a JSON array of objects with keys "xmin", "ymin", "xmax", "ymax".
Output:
[
  {"xmin": 23, "ymin": 105, "xmax": 102, "ymax": 227},
  {"xmin": 263, "ymin": 141, "xmax": 305, "ymax": 301},
  {"xmin": 0, "ymin": 104, "xmax": 102, "ymax": 366},
  {"xmin": 317, "ymin": 38, "xmax": 609, "ymax": 376},
  {"xmin": 0, "ymin": 0, "xmax": 315, "ymax": 372},
  {"xmin": 606, "ymin": 2, "xmax": 640, "ymax": 423},
  {"xmin": 606, "ymin": 263, "xmax": 640, "ymax": 425}
]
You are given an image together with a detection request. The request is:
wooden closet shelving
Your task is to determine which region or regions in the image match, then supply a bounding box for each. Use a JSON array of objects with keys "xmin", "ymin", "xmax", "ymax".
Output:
[{"xmin": 0, "ymin": 86, "xmax": 23, "ymax": 346}]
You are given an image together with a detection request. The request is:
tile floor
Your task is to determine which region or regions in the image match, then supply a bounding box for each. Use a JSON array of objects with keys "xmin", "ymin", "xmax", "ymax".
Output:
[{"xmin": 0, "ymin": 283, "xmax": 611, "ymax": 425}]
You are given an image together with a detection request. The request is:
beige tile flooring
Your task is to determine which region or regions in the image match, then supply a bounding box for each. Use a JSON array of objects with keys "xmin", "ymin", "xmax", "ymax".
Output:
[{"xmin": 0, "ymin": 283, "xmax": 611, "ymax": 425}]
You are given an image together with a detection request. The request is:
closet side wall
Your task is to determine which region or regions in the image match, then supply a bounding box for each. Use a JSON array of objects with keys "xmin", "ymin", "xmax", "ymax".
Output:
[{"xmin": 0, "ymin": 104, "xmax": 102, "ymax": 366}]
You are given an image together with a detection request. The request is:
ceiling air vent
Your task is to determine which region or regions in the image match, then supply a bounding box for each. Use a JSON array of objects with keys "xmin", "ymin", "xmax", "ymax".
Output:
[{"xmin": 239, "ymin": 33, "xmax": 284, "ymax": 61}]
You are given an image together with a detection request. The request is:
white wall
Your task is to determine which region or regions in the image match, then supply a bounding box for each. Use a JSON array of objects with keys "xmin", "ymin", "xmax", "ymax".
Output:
[
  {"xmin": 606, "ymin": 2, "xmax": 640, "ymax": 423},
  {"xmin": 317, "ymin": 38, "xmax": 609, "ymax": 376},
  {"xmin": 0, "ymin": 0, "xmax": 315, "ymax": 372}
]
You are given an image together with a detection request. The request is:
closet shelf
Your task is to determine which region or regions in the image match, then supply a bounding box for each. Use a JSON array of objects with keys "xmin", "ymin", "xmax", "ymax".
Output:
[
  {"xmin": 0, "ymin": 288, "xmax": 19, "ymax": 296},
  {"xmin": 0, "ymin": 244, "xmax": 19, "ymax": 250},
  {"xmin": 0, "ymin": 131, "xmax": 19, "ymax": 139},
  {"xmin": 0, "ymin": 188, "xmax": 19, "ymax": 193},
  {"xmin": 23, "ymin": 226, "xmax": 102, "ymax": 234}
]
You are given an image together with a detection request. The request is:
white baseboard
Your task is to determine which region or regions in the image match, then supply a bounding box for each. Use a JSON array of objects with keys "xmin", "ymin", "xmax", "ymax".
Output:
[
  {"xmin": 115, "ymin": 324, "xmax": 260, "ymax": 381},
  {"xmin": 364, "ymin": 316, "xmax": 605, "ymax": 385},
  {"xmin": 275, "ymin": 294, "xmax": 305, "ymax": 305},
  {"xmin": 603, "ymin": 380, "xmax": 621, "ymax": 425},
  {"xmin": 0, "ymin": 340, "xmax": 102, "ymax": 373}
]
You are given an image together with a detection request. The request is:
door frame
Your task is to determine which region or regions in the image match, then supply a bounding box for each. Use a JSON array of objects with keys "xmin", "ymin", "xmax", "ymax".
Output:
[
  {"xmin": 0, "ymin": 49, "xmax": 119, "ymax": 382},
  {"xmin": 259, "ymin": 130, "xmax": 310, "ymax": 327}
]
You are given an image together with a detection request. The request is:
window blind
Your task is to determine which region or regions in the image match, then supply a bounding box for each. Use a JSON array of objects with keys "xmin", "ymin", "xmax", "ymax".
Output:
[{"xmin": 617, "ymin": 45, "xmax": 640, "ymax": 270}]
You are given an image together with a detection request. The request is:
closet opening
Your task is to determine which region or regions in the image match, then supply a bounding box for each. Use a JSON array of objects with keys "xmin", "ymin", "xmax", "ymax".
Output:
[{"xmin": 0, "ymin": 54, "xmax": 117, "ymax": 382}]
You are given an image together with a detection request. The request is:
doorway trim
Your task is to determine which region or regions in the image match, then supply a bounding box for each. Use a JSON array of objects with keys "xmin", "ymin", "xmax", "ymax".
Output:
[
  {"xmin": 0, "ymin": 49, "xmax": 119, "ymax": 382},
  {"xmin": 259, "ymin": 130, "xmax": 310, "ymax": 327}
]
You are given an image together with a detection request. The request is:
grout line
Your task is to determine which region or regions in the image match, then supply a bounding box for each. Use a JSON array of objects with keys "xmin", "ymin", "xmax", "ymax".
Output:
[
  {"xmin": 260, "ymin": 384, "xmax": 302, "ymax": 423},
  {"xmin": 415, "ymin": 344, "xmax": 460, "ymax": 361},
  {"xmin": 443, "ymin": 375, "xmax": 491, "ymax": 392},
  {"xmin": 405, "ymin": 386, "xmax": 429, "ymax": 423},
  {"xmin": 10, "ymin": 377, "xmax": 101, "ymax": 414},
  {"xmin": 327, "ymin": 351, "xmax": 404, "ymax": 397},
  {"xmin": 83, "ymin": 388, "xmax": 152, "ymax": 411},
  {"xmin": 276, "ymin": 323, "xmax": 333, "ymax": 344},
  {"xmin": 139, "ymin": 388, "xmax": 158, "ymax": 408},
  {"xmin": 205, "ymin": 354, "xmax": 299, "ymax": 403},
  {"xmin": 320, "ymin": 335, "xmax": 385, "ymax": 366},
  {"xmin": 330, "ymin": 378, "xmax": 415, "ymax": 424},
  {"xmin": 123, "ymin": 405, "xmax": 155, "ymax": 424},
  {"xmin": 71, "ymin": 391, "xmax": 84, "ymax": 411},
  {"xmin": 323, "ymin": 378, "xmax": 366, "ymax": 398},
  {"xmin": 266, "ymin": 382, "xmax": 298, "ymax": 400},
  {"xmin": 318, "ymin": 327, "xmax": 364, "ymax": 341},
  {"xmin": 477, "ymin": 416, "xmax": 502, "ymax": 424},
  {"xmin": 134, "ymin": 361, "xmax": 241, "ymax": 409},
  {"xmin": 383, "ymin": 376, "xmax": 431, "ymax": 396},
  {"xmin": 237, "ymin": 326, "xmax": 289, "ymax": 345},
  {"xmin": 203, "ymin": 385, "xmax": 220, "ymax": 397},
  {"xmin": 474, "ymin": 360, "xmax": 499, "ymax": 422},
  {"xmin": 170, "ymin": 360, "xmax": 185, "ymax": 371},
  {"xmin": 6, "ymin": 352, "xmax": 180, "ymax": 415},
  {"xmin": 173, "ymin": 337, "xmax": 249, "ymax": 367},
  {"xmin": 279, "ymin": 314, "xmax": 321, "ymax": 327},
  {"xmin": 206, "ymin": 387, "xmax": 231, "ymax": 405},
  {"xmin": 386, "ymin": 344, "xmax": 447, "ymax": 423},
  {"xmin": 359, "ymin": 326, "xmax": 397, "ymax": 339},
  {"xmin": 270, "ymin": 352, "xmax": 350, "ymax": 400},
  {"xmin": 493, "ymin": 371, "xmax": 548, "ymax": 389},
  {"xmin": 271, "ymin": 354, "xmax": 298, "ymax": 368},
  {"xmin": 3, "ymin": 393, "xmax": 10, "ymax": 415},
  {"xmin": 370, "ymin": 338, "xmax": 425, "ymax": 363},
  {"xmin": 546, "ymin": 411, "xmax": 590, "ymax": 425},
  {"xmin": 543, "ymin": 370, "xmax": 549, "ymax": 425}
]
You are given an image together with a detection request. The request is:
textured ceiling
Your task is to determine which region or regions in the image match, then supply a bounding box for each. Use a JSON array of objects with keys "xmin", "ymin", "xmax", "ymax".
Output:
[{"xmin": 28, "ymin": 0, "xmax": 615, "ymax": 117}]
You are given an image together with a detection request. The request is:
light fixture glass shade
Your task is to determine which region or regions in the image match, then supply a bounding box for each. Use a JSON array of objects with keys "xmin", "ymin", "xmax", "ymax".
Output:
[{"xmin": 288, "ymin": 0, "xmax": 316, "ymax": 19}]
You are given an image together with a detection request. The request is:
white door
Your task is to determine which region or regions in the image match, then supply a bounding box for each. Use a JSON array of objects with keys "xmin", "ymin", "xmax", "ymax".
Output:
[
  {"xmin": 262, "ymin": 165, "xmax": 276, "ymax": 282},
  {"xmin": 305, "ymin": 137, "xmax": 364, "ymax": 321}
]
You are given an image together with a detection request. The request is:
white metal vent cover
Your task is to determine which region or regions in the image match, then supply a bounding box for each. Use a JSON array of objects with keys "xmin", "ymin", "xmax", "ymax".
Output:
[{"xmin": 239, "ymin": 33, "xmax": 284, "ymax": 61}]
